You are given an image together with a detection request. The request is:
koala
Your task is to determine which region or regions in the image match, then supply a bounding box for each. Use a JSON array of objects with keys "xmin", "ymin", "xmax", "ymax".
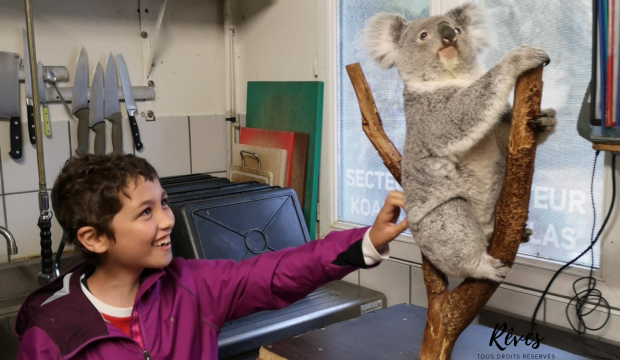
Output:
[{"xmin": 363, "ymin": 4, "xmax": 556, "ymax": 281}]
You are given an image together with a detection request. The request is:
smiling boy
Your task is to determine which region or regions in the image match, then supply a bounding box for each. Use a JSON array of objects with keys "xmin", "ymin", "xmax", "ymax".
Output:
[{"xmin": 14, "ymin": 154, "xmax": 408, "ymax": 359}]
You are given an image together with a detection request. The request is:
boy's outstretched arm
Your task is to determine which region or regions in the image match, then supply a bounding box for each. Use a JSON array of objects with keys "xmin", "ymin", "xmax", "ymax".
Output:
[{"xmin": 187, "ymin": 191, "xmax": 408, "ymax": 328}]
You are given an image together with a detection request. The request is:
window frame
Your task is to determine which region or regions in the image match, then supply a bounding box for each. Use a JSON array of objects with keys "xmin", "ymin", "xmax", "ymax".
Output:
[{"xmin": 317, "ymin": 0, "xmax": 620, "ymax": 310}]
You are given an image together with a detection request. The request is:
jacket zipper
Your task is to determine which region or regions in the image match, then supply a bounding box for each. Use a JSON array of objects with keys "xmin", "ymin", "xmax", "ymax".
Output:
[{"xmin": 143, "ymin": 350, "xmax": 151, "ymax": 360}]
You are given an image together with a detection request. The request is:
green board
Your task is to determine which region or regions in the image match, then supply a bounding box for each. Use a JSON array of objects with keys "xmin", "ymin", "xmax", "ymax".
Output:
[{"xmin": 246, "ymin": 81, "xmax": 324, "ymax": 239}]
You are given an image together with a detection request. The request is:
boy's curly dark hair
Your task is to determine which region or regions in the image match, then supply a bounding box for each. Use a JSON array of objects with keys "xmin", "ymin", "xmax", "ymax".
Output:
[{"xmin": 51, "ymin": 154, "xmax": 159, "ymax": 267}]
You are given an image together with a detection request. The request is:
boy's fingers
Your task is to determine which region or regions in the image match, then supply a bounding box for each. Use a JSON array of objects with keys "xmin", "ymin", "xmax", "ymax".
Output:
[{"xmin": 396, "ymin": 218, "xmax": 408, "ymax": 232}]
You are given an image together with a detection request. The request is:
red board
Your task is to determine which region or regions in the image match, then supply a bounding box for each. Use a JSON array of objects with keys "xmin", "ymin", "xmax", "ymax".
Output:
[{"xmin": 240, "ymin": 127, "xmax": 295, "ymax": 187}]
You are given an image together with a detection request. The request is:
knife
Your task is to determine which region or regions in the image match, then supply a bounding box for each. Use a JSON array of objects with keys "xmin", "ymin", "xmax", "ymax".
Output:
[
  {"xmin": 37, "ymin": 61, "xmax": 51, "ymax": 137},
  {"xmin": 116, "ymin": 54, "xmax": 143, "ymax": 150},
  {"xmin": 0, "ymin": 52, "xmax": 23, "ymax": 159},
  {"xmin": 22, "ymin": 29, "xmax": 36, "ymax": 145},
  {"xmin": 104, "ymin": 53, "xmax": 122, "ymax": 154},
  {"xmin": 90, "ymin": 62, "xmax": 105, "ymax": 155},
  {"xmin": 71, "ymin": 47, "xmax": 89, "ymax": 156}
]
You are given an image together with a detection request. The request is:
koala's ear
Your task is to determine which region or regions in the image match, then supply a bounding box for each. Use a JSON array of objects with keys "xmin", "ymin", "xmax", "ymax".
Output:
[
  {"xmin": 363, "ymin": 13, "xmax": 407, "ymax": 69},
  {"xmin": 446, "ymin": 3, "xmax": 488, "ymax": 53}
]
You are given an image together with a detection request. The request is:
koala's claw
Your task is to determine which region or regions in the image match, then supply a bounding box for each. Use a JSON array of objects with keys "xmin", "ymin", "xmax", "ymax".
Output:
[
  {"xmin": 508, "ymin": 46, "xmax": 550, "ymax": 75},
  {"xmin": 528, "ymin": 109, "xmax": 557, "ymax": 133},
  {"xmin": 521, "ymin": 228, "xmax": 533, "ymax": 243}
]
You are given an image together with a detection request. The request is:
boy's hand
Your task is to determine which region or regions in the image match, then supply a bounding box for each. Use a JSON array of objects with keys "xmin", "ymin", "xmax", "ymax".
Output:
[{"xmin": 368, "ymin": 191, "xmax": 409, "ymax": 253}]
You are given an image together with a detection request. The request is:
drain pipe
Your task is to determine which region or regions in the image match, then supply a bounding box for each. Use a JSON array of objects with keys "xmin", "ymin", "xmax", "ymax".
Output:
[
  {"xmin": 23, "ymin": 0, "xmax": 54, "ymax": 286},
  {"xmin": 224, "ymin": 0, "xmax": 239, "ymax": 170}
]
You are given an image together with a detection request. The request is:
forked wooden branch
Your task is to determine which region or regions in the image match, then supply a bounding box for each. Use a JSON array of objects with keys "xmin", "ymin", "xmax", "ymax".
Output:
[{"xmin": 345, "ymin": 63, "xmax": 544, "ymax": 360}]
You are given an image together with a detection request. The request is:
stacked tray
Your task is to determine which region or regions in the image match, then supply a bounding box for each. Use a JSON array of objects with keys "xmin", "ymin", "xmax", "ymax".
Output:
[{"xmin": 159, "ymin": 173, "xmax": 386, "ymax": 360}]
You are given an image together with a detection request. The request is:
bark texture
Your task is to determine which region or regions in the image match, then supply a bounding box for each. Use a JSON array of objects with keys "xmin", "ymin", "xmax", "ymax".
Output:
[{"xmin": 345, "ymin": 63, "xmax": 545, "ymax": 360}]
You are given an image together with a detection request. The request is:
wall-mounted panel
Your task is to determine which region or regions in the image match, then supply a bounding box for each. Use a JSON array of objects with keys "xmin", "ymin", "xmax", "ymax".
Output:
[
  {"xmin": 190, "ymin": 114, "xmax": 227, "ymax": 173},
  {"xmin": 135, "ymin": 116, "xmax": 190, "ymax": 177}
]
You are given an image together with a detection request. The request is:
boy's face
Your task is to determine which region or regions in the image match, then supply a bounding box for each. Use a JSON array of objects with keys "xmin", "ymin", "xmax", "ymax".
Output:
[{"xmin": 101, "ymin": 177, "xmax": 175, "ymax": 270}]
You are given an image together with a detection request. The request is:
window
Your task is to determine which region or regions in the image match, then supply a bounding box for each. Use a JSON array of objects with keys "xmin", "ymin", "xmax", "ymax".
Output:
[
  {"xmin": 337, "ymin": 0, "xmax": 429, "ymax": 225},
  {"xmin": 336, "ymin": 0, "xmax": 603, "ymax": 268}
]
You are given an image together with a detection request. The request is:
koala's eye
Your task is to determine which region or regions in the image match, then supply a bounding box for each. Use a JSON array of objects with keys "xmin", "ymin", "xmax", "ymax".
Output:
[
  {"xmin": 420, "ymin": 32, "xmax": 429, "ymax": 40},
  {"xmin": 455, "ymin": 28, "xmax": 462, "ymax": 35}
]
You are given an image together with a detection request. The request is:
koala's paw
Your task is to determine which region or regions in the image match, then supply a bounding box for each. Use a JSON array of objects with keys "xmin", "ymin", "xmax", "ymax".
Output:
[
  {"xmin": 507, "ymin": 46, "xmax": 550, "ymax": 76},
  {"xmin": 521, "ymin": 228, "xmax": 533, "ymax": 243},
  {"xmin": 473, "ymin": 254, "xmax": 511, "ymax": 282},
  {"xmin": 528, "ymin": 108, "xmax": 557, "ymax": 133}
]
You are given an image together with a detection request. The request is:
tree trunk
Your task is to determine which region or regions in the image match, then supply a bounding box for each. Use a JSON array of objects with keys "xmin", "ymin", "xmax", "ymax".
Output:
[{"xmin": 346, "ymin": 63, "xmax": 544, "ymax": 360}]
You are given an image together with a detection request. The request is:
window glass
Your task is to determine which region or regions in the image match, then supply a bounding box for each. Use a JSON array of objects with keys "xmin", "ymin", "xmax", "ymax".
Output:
[
  {"xmin": 337, "ymin": 0, "xmax": 602, "ymax": 268},
  {"xmin": 337, "ymin": 0, "xmax": 429, "ymax": 225}
]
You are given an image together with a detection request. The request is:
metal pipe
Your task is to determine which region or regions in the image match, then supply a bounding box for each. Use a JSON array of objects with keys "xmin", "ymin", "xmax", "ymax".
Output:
[
  {"xmin": 0, "ymin": 226, "xmax": 18, "ymax": 262},
  {"xmin": 24, "ymin": 0, "xmax": 54, "ymax": 285},
  {"xmin": 24, "ymin": 0, "xmax": 46, "ymax": 191}
]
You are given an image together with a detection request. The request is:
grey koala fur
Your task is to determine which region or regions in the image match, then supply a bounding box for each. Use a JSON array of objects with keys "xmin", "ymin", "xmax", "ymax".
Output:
[{"xmin": 363, "ymin": 4, "xmax": 556, "ymax": 281}]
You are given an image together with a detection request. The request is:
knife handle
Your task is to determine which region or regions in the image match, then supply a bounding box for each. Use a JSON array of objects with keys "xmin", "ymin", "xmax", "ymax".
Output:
[
  {"xmin": 75, "ymin": 108, "xmax": 90, "ymax": 156},
  {"xmin": 108, "ymin": 113, "xmax": 123, "ymax": 154},
  {"xmin": 27, "ymin": 104, "xmax": 36, "ymax": 145},
  {"xmin": 8, "ymin": 117, "xmax": 23, "ymax": 159},
  {"xmin": 92, "ymin": 122, "xmax": 106, "ymax": 155},
  {"xmin": 128, "ymin": 115, "xmax": 143, "ymax": 150},
  {"xmin": 43, "ymin": 105, "xmax": 51, "ymax": 137}
]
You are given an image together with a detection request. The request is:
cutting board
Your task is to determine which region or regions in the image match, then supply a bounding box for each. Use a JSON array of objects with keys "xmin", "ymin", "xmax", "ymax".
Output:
[
  {"xmin": 231, "ymin": 143, "xmax": 287, "ymax": 187},
  {"xmin": 246, "ymin": 81, "xmax": 323, "ymax": 239},
  {"xmin": 290, "ymin": 132, "xmax": 309, "ymax": 209},
  {"xmin": 228, "ymin": 164, "xmax": 273, "ymax": 185},
  {"xmin": 239, "ymin": 127, "xmax": 294, "ymax": 187},
  {"xmin": 239, "ymin": 128, "xmax": 309, "ymax": 208}
]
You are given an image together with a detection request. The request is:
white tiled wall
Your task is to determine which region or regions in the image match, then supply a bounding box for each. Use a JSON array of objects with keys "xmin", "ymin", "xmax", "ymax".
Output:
[
  {"xmin": 546, "ymin": 299, "xmax": 620, "ymax": 343},
  {"xmin": 486, "ymin": 287, "xmax": 544, "ymax": 322},
  {"xmin": 0, "ymin": 121, "xmax": 71, "ymax": 193},
  {"xmin": 3, "ymin": 192, "xmax": 63, "ymax": 261},
  {"xmin": 135, "ymin": 116, "xmax": 191, "ymax": 178},
  {"xmin": 0, "ymin": 114, "xmax": 226, "ymax": 263},
  {"xmin": 360, "ymin": 260, "xmax": 410, "ymax": 307},
  {"xmin": 342, "ymin": 269, "xmax": 359, "ymax": 285},
  {"xmin": 0, "ymin": 0, "xmax": 228, "ymax": 263},
  {"xmin": 410, "ymin": 266, "xmax": 427, "ymax": 308}
]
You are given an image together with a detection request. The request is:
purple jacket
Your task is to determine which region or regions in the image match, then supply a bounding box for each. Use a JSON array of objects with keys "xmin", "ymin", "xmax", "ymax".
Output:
[{"xmin": 14, "ymin": 227, "xmax": 369, "ymax": 359}]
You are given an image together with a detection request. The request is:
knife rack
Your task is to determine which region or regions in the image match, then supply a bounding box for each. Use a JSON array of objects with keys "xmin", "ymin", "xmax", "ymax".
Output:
[
  {"xmin": 18, "ymin": 65, "xmax": 155, "ymax": 102},
  {"xmin": 19, "ymin": 66, "xmax": 68, "ymax": 82},
  {"xmin": 39, "ymin": 86, "xmax": 155, "ymax": 103}
]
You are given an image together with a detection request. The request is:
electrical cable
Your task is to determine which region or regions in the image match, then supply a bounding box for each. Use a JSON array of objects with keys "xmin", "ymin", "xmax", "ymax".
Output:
[{"xmin": 530, "ymin": 151, "xmax": 618, "ymax": 359}]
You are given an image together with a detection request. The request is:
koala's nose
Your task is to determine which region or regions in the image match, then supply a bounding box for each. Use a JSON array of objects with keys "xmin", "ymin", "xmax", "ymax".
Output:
[{"xmin": 438, "ymin": 21, "xmax": 457, "ymax": 45}]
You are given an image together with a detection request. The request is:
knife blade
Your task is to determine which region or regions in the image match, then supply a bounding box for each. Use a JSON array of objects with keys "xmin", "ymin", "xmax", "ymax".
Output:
[
  {"xmin": 71, "ymin": 47, "xmax": 89, "ymax": 156},
  {"xmin": 104, "ymin": 53, "xmax": 122, "ymax": 154},
  {"xmin": 37, "ymin": 61, "xmax": 51, "ymax": 137},
  {"xmin": 116, "ymin": 54, "xmax": 143, "ymax": 150},
  {"xmin": 22, "ymin": 29, "xmax": 36, "ymax": 145},
  {"xmin": 89, "ymin": 62, "xmax": 105, "ymax": 155},
  {"xmin": 0, "ymin": 52, "xmax": 23, "ymax": 159}
]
